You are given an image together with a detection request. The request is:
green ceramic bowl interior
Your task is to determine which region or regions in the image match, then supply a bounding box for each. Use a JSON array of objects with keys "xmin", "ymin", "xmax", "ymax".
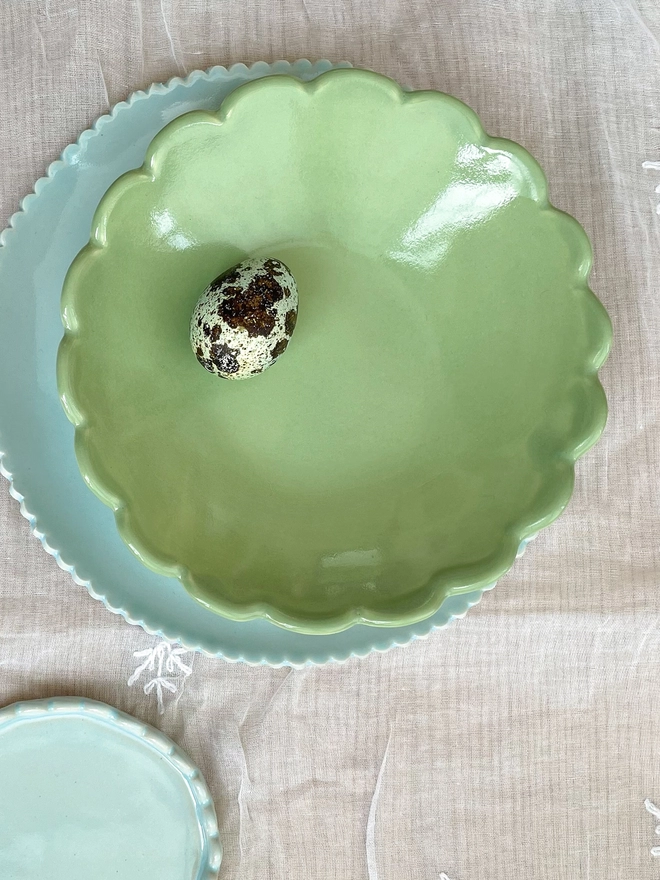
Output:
[{"xmin": 58, "ymin": 69, "xmax": 611, "ymax": 634}]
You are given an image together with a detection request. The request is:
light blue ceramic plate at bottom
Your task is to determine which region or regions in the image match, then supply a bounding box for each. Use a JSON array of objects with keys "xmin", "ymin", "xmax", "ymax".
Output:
[
  {"xmin": 0, "ymin": 60, "xmax": 508, "ymax": 666},
  {"xmin": 0, "ymin": 698, "xmax": 221, "ymax": 880}
]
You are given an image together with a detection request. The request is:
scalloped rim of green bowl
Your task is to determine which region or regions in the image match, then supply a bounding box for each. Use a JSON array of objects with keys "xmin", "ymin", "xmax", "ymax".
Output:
[{"xmin": 57, "ymin": 68, "xmax": 612, "ymax": 635}]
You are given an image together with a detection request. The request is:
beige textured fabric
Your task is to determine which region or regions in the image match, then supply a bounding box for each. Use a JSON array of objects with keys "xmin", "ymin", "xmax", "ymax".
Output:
[{"xmin": 1, "ymin": 1, "xmax": 660, "ymax": 877}]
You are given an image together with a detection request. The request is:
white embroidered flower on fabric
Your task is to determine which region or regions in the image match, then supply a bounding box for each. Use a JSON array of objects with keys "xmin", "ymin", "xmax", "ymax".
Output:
[
  {"xmin": 128, "ymin": 640, "xmax": 194, "ymax": 714},
  {"xmin": 644, "ymin": 799, "xmax": 660, "ymax": 857},
  {"xmin": 642, "ymin": 161, "xmax": 660, "ymax": 215}
]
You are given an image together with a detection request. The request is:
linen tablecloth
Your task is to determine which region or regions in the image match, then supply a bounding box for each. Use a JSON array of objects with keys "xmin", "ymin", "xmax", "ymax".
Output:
[{"xmin": 1, "ymin": 1, "xmax": 659, "ymax": 877}]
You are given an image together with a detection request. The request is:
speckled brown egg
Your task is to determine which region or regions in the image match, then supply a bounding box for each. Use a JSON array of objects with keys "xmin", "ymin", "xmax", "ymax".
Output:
[{"xmin": 190, "ymin": 258, "xmax": 298, "ymax": 380}]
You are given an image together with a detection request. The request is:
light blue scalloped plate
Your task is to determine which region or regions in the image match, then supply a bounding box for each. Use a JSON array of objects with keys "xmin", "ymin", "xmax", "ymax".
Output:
[
  {"xmin": 0, "ymin": 698, "xmax": 221, "ymax": 879},
  {"xmin": 0, "ymin": 61, "xmax": 495, "ymax": 665}
]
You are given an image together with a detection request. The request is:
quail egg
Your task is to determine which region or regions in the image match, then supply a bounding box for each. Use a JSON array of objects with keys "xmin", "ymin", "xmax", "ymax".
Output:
[{"xmin": 190, "ymin": 258, "xmax": 298, "ymax": 380}]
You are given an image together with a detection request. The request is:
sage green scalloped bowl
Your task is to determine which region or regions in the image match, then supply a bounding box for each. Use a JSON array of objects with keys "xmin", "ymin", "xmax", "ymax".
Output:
[{"xmin": 57, "ymin": 68, "xmax": 611, "ymax": 634}]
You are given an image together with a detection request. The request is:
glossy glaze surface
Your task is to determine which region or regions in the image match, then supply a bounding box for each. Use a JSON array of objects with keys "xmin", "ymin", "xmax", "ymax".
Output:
[
  {"xmin": 58, "ymin": 69, "xmax": 611, "ymax": 633},
  {"xmin": 0, "ymin": 699, "xmax": 220, "ymax": 880}
]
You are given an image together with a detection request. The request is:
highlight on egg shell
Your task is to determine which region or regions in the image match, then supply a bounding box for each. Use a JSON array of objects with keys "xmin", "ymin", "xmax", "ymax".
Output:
[{"xmin": 190, "ymin": 258, "xmax": 298, "ymax": 380}]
